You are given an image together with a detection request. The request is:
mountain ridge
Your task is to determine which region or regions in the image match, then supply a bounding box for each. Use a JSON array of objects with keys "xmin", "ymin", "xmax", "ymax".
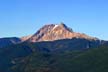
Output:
[{"xmin": 0, "ymin": 23, "xmax": 102, "ymax": 48}]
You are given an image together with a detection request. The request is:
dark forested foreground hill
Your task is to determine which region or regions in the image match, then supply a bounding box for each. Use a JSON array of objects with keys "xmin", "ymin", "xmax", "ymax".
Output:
[
  {"xmin": 11, "ymin": 45, "xmax": 108, "ymax": 72},
  {"xmin": 0, "ymin": 38, "xmax": 107, "ymax": 72}
]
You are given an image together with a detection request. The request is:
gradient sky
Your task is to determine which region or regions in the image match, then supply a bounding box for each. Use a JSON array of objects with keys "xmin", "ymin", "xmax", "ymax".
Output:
[{"xmin": 0, "ymin": 0, "xmax": 108, "ymax": 40}]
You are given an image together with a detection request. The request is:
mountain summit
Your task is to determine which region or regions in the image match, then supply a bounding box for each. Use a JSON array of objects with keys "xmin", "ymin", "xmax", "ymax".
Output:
[{"xmin": 28, "ymin": 23, "xmax": 97, "ymax": 42}]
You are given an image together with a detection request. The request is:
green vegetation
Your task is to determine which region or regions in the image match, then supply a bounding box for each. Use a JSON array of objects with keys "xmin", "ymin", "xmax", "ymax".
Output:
[
  {"xmin": 11, "ymin": 45, "xmax": 108, "ymax": 72},
  {"xmin": 0, "ymin": 39, "xmax": 108, "ymax": 72}
]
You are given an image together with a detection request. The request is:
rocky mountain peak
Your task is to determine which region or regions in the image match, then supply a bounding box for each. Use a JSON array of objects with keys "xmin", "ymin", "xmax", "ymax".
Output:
[
  {"xmin": 59, "ymin": 22, "xmax": 66, "ymax": 27},
  {"xmin": 28, "ymin": 23, "xmax": 97, "ymax": 42},
  {"xmin": 52, "ymin": 23, "xmax": 73, "ymax": 32}
]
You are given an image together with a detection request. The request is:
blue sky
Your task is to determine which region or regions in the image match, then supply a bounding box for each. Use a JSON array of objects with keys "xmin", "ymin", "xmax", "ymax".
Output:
[{"xmin": 0, "ymin": 0, "xmax": 108, "ymax": 40}]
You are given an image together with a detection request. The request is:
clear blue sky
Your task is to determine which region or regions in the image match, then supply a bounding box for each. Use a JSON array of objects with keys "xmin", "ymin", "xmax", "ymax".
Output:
[{"xmin": 0, "ymin": 0, "xmax": 108, "ymax": 40}]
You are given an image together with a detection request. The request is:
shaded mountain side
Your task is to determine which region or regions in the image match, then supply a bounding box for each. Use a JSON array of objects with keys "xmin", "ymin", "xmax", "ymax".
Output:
[
  {"xmin": 11, "ymin": 45, "xmax": 108, "ymax": 72},
  {"xmin": 31, "ymin": 38, "xmax": 104, "ymax": 52},
  {"xmin": 103, "ymin": 41, "xmax": 108, "ymax": 45},
  {"xmin": 0, "ymin": 37, "xmax": 21, "ymax": 48}
]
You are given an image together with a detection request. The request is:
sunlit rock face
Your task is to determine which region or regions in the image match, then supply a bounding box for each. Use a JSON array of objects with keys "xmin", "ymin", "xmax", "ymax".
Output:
[
  {"xmin": 21, "ymin": 35, "xmax": 32, "ymax": 41},
  {"xmin": 28, "ymin": 23, "xmax": 97, "ymax": 42}
]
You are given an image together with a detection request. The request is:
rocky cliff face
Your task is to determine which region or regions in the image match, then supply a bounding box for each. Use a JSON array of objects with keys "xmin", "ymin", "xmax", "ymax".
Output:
[{"xmin": 28, "ymin": 23, "xmax": 97, "ymax": 42}]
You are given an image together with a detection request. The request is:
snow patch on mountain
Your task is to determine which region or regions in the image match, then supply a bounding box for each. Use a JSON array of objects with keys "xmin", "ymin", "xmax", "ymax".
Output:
[{"xmin": 53, "ymin": 24, "xmax": 59, "ymax": 30}]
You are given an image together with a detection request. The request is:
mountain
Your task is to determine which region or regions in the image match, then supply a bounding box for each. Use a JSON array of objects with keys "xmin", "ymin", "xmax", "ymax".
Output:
[
  {"xmin": 0, "ymin": 35, "xmax": 33, "ymax": 48},
  {"xmin": 0, "ymin": 23, "xmax": 108, "ymax": 72},
  {"xmin": 28, "ymin": 23, "xmax": 98, "ymax": 42},
  {"xmin": 0, "ymin": 35, "xmax": 32, "ymax": 48},
  {"xmin": 0, "ymin": 23, "xmax": 98, "ymax": 47},
  {"xmin": 0, "ymin": 37, "xmax": 21, "ymax": 48}
]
